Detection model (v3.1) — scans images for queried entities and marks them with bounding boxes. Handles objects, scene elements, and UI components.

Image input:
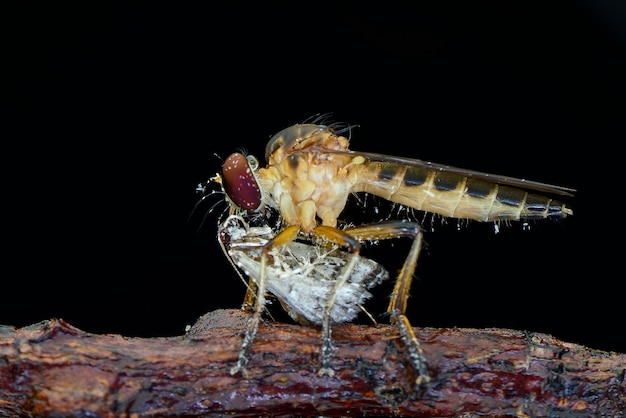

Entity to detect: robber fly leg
[229,255,266,378]
[389,225,430,387]
[230,225,300,377]
[313,225,362,377]
[242,280,257,312]
[348,221,430,387]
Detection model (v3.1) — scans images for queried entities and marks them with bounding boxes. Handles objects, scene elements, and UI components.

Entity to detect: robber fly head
[192,148,277,235]
[219,152,265,212]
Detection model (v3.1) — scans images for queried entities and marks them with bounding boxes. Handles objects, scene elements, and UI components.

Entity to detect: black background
[8,2,626,354]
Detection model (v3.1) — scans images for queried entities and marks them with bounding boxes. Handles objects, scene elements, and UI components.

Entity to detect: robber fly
[205,117,574,385]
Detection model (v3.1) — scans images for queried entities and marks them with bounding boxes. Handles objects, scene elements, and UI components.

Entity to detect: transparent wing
[314,147,576,197]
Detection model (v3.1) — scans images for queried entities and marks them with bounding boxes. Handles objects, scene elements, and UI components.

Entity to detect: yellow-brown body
[257,123,573,231]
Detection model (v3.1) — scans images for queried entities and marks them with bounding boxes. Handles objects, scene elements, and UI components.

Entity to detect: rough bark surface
[0,309,624,417]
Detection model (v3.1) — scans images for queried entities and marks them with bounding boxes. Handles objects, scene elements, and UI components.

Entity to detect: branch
[1,309,624,417]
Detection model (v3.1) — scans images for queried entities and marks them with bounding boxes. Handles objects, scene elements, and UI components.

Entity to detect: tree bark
[1,309,624,417]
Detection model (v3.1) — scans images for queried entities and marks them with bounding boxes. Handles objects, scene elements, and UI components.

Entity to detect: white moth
[220,216,389,326]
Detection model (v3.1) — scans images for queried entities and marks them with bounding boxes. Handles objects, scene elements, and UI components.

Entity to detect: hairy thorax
[258,128,361,232]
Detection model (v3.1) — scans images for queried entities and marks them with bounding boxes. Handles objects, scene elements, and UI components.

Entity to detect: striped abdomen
[354,162,573,222]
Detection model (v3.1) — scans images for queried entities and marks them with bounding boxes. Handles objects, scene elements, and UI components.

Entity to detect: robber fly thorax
[204,118,574,386]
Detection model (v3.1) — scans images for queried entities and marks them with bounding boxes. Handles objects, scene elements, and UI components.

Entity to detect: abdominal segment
[355,162,572,222]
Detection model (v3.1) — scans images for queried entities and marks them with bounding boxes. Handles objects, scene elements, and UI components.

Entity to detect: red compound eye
[222,153,262,210]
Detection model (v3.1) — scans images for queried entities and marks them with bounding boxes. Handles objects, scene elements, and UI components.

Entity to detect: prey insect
[203,119,575,385]
[218,214,390,328]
